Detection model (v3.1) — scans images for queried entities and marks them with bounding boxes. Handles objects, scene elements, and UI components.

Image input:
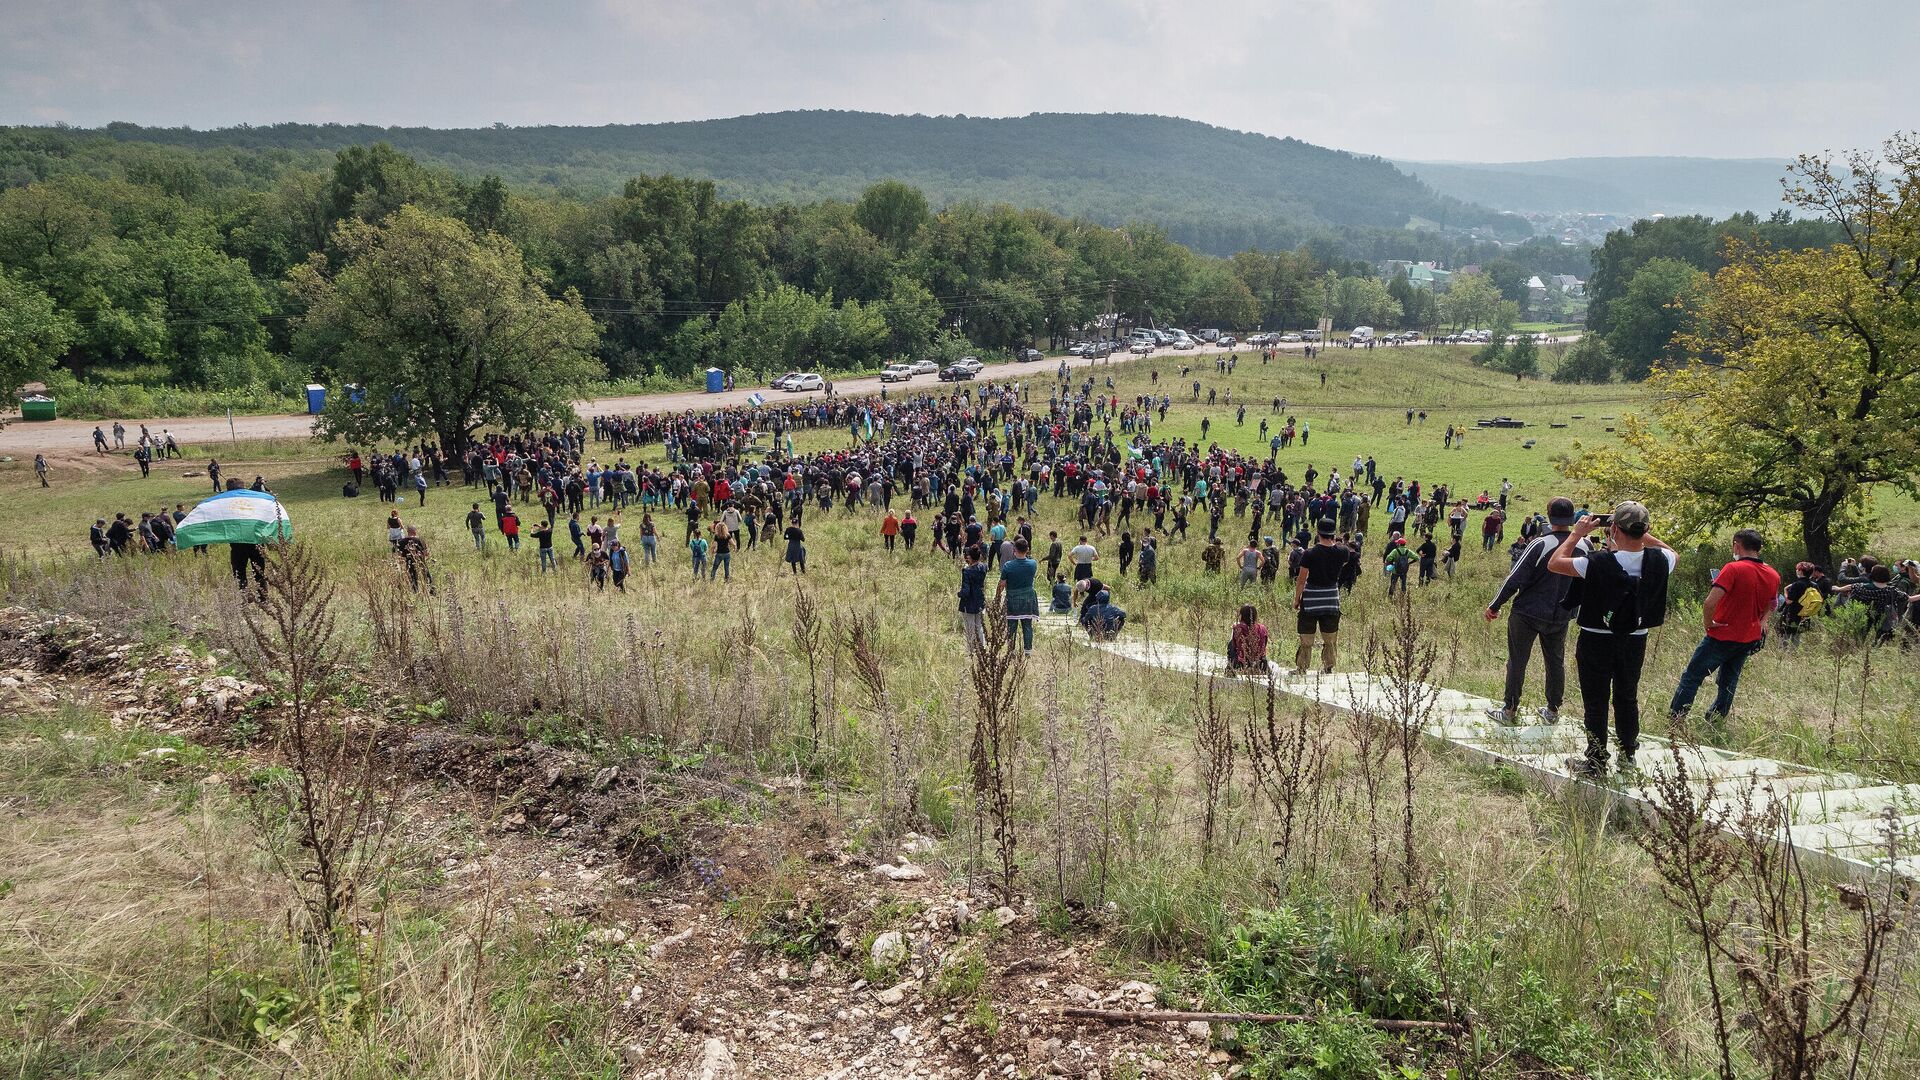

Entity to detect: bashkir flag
[746,392,765,407]
[175,489,293,547]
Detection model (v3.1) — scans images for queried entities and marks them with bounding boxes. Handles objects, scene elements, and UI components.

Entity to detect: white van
[1350,326,1375,344]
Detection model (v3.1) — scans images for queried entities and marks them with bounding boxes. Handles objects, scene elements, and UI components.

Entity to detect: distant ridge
[1394,156,1794,218]
[56,111,1528,255]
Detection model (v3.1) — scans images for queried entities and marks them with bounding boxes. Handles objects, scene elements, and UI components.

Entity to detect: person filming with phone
[1547,502,1676,777]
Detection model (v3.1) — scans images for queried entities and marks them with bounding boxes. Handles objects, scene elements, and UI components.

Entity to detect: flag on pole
[746,392,765,407]
[174,489,293,547]
[862,408,874,441]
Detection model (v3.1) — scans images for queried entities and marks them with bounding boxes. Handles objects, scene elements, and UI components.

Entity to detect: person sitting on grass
[1049,573,1073,614]
[1226,604,1269,673]
[1081,590,1125,641]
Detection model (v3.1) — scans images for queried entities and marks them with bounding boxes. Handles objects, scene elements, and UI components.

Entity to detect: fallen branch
[1062,1006,1463,1034]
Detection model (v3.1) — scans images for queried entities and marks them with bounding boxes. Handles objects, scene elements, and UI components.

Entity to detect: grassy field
[4,344,1919,1078]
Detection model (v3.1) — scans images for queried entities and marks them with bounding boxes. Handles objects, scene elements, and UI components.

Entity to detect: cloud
[0,0,1914,159]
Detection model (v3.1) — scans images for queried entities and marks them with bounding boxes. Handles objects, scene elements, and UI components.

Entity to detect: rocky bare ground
[0,606,1229,1078]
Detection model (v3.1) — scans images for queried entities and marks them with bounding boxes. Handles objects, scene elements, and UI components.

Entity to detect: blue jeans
[710,551,731,581]
[1669,636,1763,720]
[538,548,556,572]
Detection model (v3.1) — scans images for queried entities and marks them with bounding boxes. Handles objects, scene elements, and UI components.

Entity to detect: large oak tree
[293,206,601,457]
[1562,136,1920,567]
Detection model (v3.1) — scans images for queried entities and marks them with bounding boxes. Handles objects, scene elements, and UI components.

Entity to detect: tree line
[0,138,1587,404]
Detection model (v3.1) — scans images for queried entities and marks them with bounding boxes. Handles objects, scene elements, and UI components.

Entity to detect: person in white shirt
[1068,536,1098,586]
[1548,501,1677,777]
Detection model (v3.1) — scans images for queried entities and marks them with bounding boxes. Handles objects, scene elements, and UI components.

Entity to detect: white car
[1129,342,1154,355]
[880,363,915,382]
[952,356,984,375]
[909,358,940,375]
[784,372,825,392]
[1280,332,1302,343]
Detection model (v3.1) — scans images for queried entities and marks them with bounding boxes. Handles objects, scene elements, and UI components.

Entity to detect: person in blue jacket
[958,544,988,651]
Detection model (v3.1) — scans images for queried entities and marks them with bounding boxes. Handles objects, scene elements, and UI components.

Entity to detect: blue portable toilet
[704,367,726,393]
[305,384,327,414]
[345,383,366,404]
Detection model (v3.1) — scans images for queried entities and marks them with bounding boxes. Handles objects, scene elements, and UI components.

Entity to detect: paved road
[0,338,1532,456]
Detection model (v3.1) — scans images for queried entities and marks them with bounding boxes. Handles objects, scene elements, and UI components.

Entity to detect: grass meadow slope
[3,344,1918,1078]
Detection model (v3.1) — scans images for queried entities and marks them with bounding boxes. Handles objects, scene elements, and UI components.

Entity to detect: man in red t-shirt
[1669,528,1781,725]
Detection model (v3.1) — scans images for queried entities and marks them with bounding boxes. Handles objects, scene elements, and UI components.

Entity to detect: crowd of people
[67,360,1920,786]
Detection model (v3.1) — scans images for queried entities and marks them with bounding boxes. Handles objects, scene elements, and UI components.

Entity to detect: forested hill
[1395,156,1795,218]
[40,111,1527,255]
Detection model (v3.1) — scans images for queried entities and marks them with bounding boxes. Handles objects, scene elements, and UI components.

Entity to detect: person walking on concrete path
[1485,497,1584,725]
[1668,529,1779,728]
[1549,501,1676,777]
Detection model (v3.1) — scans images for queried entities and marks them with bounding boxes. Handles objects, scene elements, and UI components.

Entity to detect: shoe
[1616,753,1641,777]
[1567,755,1607,779]
[1485,706,1515,725]
[1537,707,1559,725]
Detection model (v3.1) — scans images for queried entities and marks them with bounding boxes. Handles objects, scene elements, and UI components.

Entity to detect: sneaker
[1485,706,1515,725]
[1616,753,1641,777]
[1536,707,1560,725]
[1567,755,1607,779]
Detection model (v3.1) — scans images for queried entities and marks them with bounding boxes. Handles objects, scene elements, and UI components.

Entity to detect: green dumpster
[20,396,56,421]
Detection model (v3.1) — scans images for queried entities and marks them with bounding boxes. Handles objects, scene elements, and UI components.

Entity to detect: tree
[1440,271,1501,331]
[1605,257,1706,380]
[293,207,602,457]
[1562,136,1920,568]
[1551,335,1615,383]
[1494,333,1539,379]
[854,180,930,251]
[0,269,75,400]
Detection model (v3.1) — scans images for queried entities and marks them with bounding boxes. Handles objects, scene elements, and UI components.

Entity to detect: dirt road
[0,338,1513,456]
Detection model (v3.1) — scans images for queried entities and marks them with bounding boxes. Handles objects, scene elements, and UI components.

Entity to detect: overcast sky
[5,0,1914,161]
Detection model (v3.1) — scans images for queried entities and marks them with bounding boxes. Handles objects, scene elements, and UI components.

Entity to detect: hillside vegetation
[8,112,1529,256]
[1398,156,1794,217]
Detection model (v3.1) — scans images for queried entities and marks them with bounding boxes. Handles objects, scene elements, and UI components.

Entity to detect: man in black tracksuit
[1484,497,1585,725]
[1548,501,1676,777]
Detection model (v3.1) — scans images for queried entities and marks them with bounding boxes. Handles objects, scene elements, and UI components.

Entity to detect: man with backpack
[1668,529,1780,728]
[1484,497,1585,725]
[1548,501,1676,777]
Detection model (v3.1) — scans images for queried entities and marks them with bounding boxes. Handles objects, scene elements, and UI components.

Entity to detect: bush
[1552,336,1616,383]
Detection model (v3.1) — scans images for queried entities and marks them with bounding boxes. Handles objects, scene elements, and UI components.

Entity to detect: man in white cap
[1548,501,1676,777]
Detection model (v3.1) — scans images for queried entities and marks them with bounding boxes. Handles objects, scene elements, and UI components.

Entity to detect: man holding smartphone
[1484,497,1585,725]
[1548,502,1676,777]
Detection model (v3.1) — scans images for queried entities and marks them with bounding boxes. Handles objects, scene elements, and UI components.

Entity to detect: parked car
[880,363,915,382]
[771,371,802,390]
[938,363,978,382]
[1217,335,1237,348]
[907,358,940,375]
[784,372,825,392]
[1014,347,1043,362]
[1351,325,1375,344]
[953,356,984,374]
[1301,330,1321,341]
[1280,332,1302,343]
[1129,342,1154,355]
[1067,343,1089,356]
